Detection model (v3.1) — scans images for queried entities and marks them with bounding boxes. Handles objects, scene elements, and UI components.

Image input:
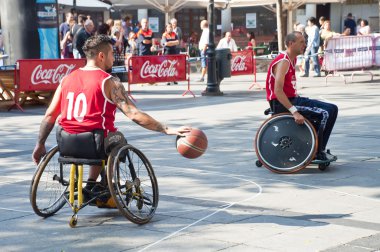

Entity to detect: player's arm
[273,60,304,124]
[105,77,190,135]
[32,84,62,164]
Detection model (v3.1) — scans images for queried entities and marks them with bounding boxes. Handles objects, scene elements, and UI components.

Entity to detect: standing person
[59,12,74,58]
[32,35,191,198]
[71,14,87,58]
[60,19,76,59]
[217,31,238,52]
[161,23,179,85]
[122,16,133,40]
[266,31,338,161]
[197,20,209,82]
[357,19,371,35]
[344,13,356,35]
[300,17,321,77]
[170,18,182,54]
[136,18,154,56]
[74,19,94,59]
[245,32,256,50]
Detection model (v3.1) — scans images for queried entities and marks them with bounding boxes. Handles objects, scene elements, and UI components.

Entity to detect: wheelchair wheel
[255,114,318,174]
[107,144,158,225]
[30,146,69,217]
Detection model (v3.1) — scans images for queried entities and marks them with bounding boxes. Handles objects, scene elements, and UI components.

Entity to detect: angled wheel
[107,144,159,225]
[255,114,318,174]
[30,146,70,217]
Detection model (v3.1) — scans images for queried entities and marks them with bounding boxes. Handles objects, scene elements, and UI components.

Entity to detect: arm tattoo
[38,120,55,145]
[110,77,133,116]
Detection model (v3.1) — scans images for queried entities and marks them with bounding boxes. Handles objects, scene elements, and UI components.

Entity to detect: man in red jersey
[32,35,190,187]
[266,31,338,160]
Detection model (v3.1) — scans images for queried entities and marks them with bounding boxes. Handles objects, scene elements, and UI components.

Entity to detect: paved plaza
[0,71,380,252]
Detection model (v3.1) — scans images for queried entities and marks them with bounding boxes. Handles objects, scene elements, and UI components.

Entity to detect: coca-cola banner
[16,59,86,91]
[231,50,254,76]
[128,55,187,84]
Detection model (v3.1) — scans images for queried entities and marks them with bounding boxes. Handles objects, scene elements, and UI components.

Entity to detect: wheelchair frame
[29,142,159,227]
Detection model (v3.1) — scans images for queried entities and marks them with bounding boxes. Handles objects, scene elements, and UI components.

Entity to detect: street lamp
[202,0,223,96]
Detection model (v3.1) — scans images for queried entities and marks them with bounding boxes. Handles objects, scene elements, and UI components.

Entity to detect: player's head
[285,31,305,56]
[83,35,114,71]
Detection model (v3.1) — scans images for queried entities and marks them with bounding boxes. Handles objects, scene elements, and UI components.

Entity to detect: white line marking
[138,169,263,252]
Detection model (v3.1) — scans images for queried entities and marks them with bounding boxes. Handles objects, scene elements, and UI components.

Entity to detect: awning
[58,0,111,9]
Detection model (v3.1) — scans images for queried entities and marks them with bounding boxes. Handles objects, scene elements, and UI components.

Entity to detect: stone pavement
[0,70,380,252]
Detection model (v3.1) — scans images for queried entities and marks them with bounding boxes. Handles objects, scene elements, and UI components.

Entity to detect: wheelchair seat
[58,156,104,166]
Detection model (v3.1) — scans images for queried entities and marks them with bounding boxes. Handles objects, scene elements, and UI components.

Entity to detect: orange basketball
[176,128,208,159]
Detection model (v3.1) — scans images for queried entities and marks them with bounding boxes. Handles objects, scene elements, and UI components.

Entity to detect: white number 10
[66,92,87,122]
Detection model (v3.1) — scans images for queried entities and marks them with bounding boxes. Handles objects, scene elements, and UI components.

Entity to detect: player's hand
[165,126,192,136]
[293,112,305,125]
[32,144,46,165]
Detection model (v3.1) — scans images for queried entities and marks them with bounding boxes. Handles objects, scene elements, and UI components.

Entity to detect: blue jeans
[305,46,320,75]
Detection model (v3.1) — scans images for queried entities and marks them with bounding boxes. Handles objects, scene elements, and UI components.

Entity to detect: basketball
[176,128,208,159]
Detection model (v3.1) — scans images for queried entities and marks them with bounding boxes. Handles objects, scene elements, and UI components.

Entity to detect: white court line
[0,207,34,214]
[138,169,263,252]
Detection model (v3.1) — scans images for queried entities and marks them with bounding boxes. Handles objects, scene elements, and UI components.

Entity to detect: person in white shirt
[198,20,209,82]
[217,32,238,52]
[358,19,371,35]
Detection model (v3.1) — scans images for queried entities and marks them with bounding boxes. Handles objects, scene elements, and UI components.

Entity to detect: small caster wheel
[69,215,78,228]
[256,160,263,167]
[318,163,328,171]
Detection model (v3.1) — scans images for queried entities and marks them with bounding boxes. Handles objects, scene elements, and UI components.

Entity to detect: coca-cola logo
[31,64,76,85]
[140,60,178,78]
[231,55,248,72]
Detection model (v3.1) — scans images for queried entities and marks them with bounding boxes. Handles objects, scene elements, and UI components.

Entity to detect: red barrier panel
[11,59,85,111]
[231,50,263,90]
[231,50,254,76]
[127,54,193,101]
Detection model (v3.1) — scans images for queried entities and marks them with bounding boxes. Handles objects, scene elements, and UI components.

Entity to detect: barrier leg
[7,90,24,112]
[182,63,195,97]
[248,56,264,90]
[351,69,373,82]
[325,71,346,86]
[127,83,137,102]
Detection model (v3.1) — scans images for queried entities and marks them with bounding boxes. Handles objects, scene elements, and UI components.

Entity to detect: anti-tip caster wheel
[256,160,263,167]
[318,163,329,171]
[69,215,78,228]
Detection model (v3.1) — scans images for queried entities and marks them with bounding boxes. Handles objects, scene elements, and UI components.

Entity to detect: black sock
[84,179,96,190]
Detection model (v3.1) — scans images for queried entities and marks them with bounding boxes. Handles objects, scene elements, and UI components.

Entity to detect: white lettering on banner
[231,55,247,71]
[140,60,178,78]
[31,64,76,85]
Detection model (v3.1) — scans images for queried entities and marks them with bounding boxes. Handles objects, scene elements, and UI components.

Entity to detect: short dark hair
[82,35,113,59]
[308,17,317,25]
[285,31,302,47]
[78,14,87,24]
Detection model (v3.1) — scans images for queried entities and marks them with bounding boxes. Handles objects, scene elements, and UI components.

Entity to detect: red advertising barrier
[231,50,254,76]
[230,50,263,90]
[11,59,85,111]
[127,54,193,101]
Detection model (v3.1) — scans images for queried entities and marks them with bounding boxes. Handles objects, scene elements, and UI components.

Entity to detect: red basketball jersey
[266,52,298,101]
[58,68,117,135]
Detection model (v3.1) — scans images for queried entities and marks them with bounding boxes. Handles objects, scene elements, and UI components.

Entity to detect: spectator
[136,18,154,56]
[356,18,362,36]
[97,23,111,36]
[245,31,256,50]
[74,19,94,58]
[170,18,182,53]
[60,18,76,58]
[358,19,371,35]
[122,16,133,40]
[300,17,321,77]
[320,20,338,50]
[125,31,137,58]
[59,12,74,58]
[187,31,199,57]
[217,32,238,52]
[106,19,114,34]
[111,27,127,82]
[197,20,209,82]
[71,14,87,58]
[161,23,179,85]
[344,13,356,35]
[319,16,326,32]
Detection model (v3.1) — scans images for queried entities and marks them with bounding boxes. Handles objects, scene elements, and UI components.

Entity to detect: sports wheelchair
[29,131,159,227]
[254,108,336,174]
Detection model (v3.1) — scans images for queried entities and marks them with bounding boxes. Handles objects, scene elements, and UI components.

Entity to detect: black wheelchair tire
[255,113,318,174]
